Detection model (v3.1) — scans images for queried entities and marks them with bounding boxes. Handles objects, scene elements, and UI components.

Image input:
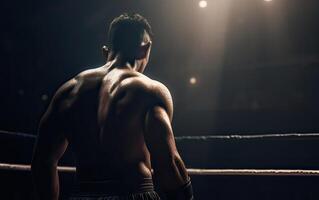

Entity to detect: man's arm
[144,85,194,199]
[31,80,75,200]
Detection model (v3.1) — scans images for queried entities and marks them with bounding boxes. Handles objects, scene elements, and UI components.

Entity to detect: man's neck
[106,54,144,73]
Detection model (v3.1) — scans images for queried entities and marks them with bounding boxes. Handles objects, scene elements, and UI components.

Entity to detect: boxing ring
[1,163,319,176]
[1,130,319,199]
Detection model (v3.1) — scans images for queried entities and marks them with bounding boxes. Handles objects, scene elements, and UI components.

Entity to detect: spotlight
[189,77,197,85]
[199,0,207,8]
[264,0,272,2]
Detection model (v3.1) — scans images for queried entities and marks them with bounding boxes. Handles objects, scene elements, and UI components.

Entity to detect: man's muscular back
[56,66,173,182]
[32,13,192,200]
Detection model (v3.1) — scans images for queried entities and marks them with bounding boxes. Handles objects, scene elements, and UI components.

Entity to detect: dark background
[1,0,319,135]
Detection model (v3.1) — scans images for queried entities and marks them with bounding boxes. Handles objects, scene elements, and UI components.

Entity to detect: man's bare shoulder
[119,73,168,93]
[119,73,173,120]
[50,67,104,108]
[76,67,107,81]
[49,78,78,112]
[149,79,173,120]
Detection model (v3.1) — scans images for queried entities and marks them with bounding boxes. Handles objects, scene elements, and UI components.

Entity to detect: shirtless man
[31,13,193,200]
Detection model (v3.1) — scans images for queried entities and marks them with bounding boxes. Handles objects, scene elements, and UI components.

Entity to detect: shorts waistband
[72,178,155,196]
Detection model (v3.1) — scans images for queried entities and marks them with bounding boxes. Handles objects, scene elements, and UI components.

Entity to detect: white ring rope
[1,163,319,176]
[2,130,319,140]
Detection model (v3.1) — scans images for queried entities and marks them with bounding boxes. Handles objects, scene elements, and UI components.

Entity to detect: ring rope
[175,133,319,140]
[1,163,319,176]
[2,130,319,140]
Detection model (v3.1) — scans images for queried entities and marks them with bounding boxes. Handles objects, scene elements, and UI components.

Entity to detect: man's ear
[136,41,152,60]
[102,46,109,61]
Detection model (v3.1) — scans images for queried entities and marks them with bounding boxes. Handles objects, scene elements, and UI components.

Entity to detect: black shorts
[69,178,160,200]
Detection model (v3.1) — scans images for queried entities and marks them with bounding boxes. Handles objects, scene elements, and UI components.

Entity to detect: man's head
[107,13,153,70]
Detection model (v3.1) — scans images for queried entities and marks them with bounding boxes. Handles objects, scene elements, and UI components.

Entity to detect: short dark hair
[108,13,153,58]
